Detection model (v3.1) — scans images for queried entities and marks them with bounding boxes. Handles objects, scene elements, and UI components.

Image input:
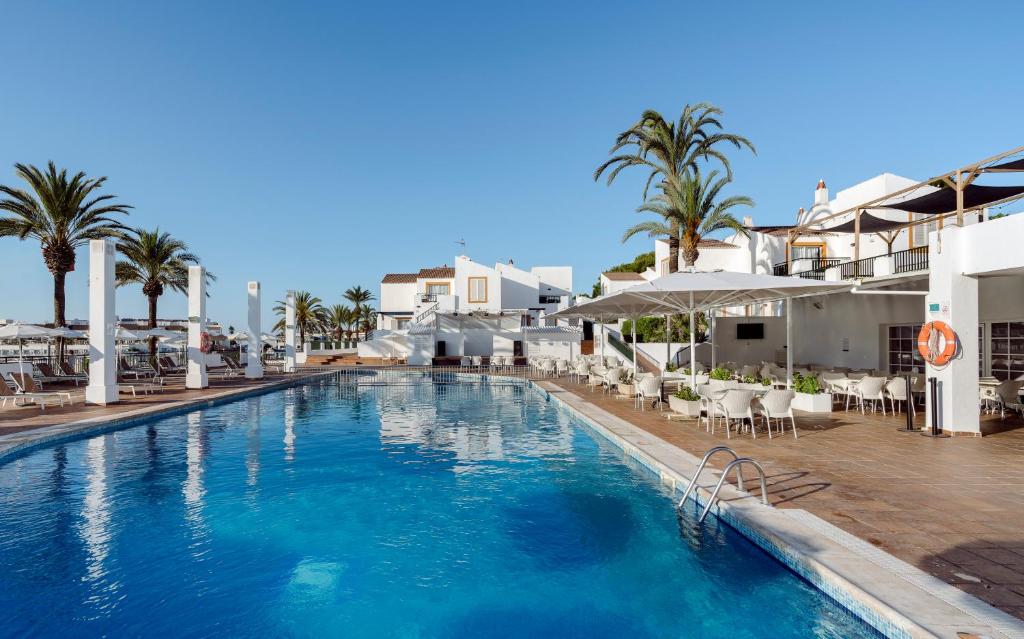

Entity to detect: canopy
[824,211,907,234]
[549,270,850,386]
[880,184,1024,214]
[140,327,182,339]
[227,332,249,341]
[985,158,1024,173]
[114,327,145,341]
[48,327,86,339]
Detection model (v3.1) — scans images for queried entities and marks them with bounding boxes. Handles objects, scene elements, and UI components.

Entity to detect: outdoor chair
[709,389,757,439]
[120,358,156,379]
[33,363,65,386]
[538,359,555,377]
[572,360,589,384]
[603,367,623,394]
[738,364,759,379]
[8,373,71,408]
[847,376,887,414]
[0,378,50,410]
[554,359,569,376]
[994,380,1024,419]
[757,389,797,439]
[58,361,90,383]
[635,375,662,411]
[885,377,916,416]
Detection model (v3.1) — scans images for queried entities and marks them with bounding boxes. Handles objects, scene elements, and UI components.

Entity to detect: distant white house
[363,255,578,363]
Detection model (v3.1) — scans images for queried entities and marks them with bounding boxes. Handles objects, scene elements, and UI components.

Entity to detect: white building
[363,255,578,363]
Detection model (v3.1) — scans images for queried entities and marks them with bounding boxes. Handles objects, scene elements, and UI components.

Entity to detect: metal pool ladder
[677,446,770,524]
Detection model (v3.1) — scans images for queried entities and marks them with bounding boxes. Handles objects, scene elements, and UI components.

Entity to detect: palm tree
[115,227,212,354]
[595,103,754,273]
[343,285,375,340]
[0,162,131,331]
[358,305,376,340]
[273,291,327,347]
[624,170,753,268]
[326,304,356,344]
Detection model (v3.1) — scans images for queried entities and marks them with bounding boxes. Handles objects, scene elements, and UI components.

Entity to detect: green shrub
[674,386,701,401]
[760,377,773,387]
[792,372,824,394]
[666,363,678,372]
[741,374,757,384]
[710,367,732,381]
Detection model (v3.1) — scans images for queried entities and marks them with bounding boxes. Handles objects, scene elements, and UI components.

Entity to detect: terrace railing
[772,262,789,277]
[793,258,842,280]
[893,246,929,274]
[837,257,875,280]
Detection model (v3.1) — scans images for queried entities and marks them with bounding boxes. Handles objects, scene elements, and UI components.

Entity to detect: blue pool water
[0,373,881,638]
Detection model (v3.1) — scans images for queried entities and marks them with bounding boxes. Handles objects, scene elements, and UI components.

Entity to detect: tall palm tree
[326,304,356,343]
[273,291,327,347]
[595,103,754,273]
[343,285,375,340]
[115,227,213,354]
[624,171,753,268]
[0,162,131,330]
[358,305,376,340]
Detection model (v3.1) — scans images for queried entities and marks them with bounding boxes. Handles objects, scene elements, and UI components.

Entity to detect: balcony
[893,246,929,274]
[791,258,842,280]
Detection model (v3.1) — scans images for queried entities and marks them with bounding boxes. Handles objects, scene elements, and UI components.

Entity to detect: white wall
[706,317,788,366]
[531,266,573,296]
[455,255,501,311]
[525,337,576,360]
[496,262,539,310]
[358,331,411,357]
[380,282,416,313]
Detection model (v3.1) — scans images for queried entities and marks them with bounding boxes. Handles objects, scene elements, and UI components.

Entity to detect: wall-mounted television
[736,322,765,340]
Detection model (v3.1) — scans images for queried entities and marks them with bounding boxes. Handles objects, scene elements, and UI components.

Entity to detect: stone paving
[552,377,1024,621]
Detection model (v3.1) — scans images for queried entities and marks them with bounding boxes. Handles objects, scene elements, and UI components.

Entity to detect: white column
[600,323,606,360]
[688,291,696,388]
[710,310,717,370]
[284,290,296,373]
[927,230,980,434]
[186,265,208,389]
[86,239,118,405]
[246,281,263,379]
[786,297,793,388]
[664,313,671,371]
[630,317,637,375]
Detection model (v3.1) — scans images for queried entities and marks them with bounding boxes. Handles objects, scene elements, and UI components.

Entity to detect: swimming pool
[0,372,881,637]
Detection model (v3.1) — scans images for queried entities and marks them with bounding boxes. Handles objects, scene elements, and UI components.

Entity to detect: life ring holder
[200,331,213,354]
[917,321,957,368]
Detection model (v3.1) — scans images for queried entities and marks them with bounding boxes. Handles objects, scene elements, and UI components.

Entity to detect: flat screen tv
[736,322,764,340]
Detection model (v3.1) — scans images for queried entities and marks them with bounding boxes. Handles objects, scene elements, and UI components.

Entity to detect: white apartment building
[364,255,577,363]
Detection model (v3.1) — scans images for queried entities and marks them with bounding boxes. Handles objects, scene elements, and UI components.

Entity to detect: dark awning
[824,212,907,234]
[880,184,1024,214]
[985,158,1024,173]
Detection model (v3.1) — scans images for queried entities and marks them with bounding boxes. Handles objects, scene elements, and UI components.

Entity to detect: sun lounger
[32,363,66,386]
[119,358,157,379]
[58,361,90,385]
[3,374,69,410]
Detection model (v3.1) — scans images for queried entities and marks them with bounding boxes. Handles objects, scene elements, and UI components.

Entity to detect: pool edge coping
[532,380,1024,639]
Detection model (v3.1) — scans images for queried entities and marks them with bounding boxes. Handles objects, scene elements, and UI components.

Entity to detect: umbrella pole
[710,310,716,370]
[600,323,606,360]
[664,313,670,372]
[630,317,637,376]
[689,291,696,389]
[786,297,793,388]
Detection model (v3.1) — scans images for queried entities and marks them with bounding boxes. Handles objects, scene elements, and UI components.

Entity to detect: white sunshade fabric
[0,322,58,340]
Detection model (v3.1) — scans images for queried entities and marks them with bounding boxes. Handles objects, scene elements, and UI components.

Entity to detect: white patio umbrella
[0,322,58,374]
[227,332,248,362]
[550,270,850,388]
[49,326,86,339]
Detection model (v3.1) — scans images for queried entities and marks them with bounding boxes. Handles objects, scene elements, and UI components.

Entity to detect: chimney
[742,216,754,227]
[814,179,829,207]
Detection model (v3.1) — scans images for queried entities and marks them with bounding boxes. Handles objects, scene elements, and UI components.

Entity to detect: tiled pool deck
[546,377,1024,637]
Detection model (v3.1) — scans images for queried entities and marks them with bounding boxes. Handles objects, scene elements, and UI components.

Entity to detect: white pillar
[664,313,671,371]
[284,290,296,373]
[630,317,637,375]
[86,239,118,405]
[600,323,606,360]
[246,281,263,379]
[786,297,793,388]
[688,290,696,388]
[186,265,208,389]
[927,230,980,434]
[710,310,717,370]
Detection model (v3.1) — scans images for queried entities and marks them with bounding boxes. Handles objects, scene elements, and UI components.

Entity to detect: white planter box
[668,396,702,417]
[792,392,833,413]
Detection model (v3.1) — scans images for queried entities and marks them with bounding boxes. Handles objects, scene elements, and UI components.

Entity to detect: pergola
[786,146,1024,268]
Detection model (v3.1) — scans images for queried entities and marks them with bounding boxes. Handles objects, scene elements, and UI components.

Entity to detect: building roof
[601,271,645,281]
[381,273,417,284]
[522,325,583,337]
[697,238,737,249]
[747,225,835,237]
[417,267,455,279]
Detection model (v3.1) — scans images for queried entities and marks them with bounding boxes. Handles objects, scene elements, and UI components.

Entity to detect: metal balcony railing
[838,257,875,279]
[792,258,842,280]
[893,246,929,274]
[772,262,789,276]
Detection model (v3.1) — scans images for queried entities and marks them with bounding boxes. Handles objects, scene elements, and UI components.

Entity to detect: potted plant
[709,367,732,381]
[791,373,833,412]
[668,385,702,418]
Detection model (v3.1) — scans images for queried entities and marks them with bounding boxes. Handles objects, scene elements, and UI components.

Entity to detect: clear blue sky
[1,1,1021,331]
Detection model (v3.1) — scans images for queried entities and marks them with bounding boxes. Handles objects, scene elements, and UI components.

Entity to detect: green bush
[741,374,757,384]
[760,377,773,387]
[674,386,701,401]
[792,372,824,394]
[710,367,732,381]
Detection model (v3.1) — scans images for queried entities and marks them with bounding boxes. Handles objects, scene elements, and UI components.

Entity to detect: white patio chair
[885,377,915,416]
[538,359,555,378]
[554,359,569,376]
[572,360,590,383]
[757,389,797,439]
[635,375,662,411]
[994,380,1024,419]
[604,356,618,368]
[847,376,887,414]
[603,367,623,394]
[709,389,757,439]
[738,364,759,379]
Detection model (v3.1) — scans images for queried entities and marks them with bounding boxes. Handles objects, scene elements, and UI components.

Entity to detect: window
[888,324,924,374]
[790,243,825,260]
[912,214,937,248]
[660,257,669,276]
[467,277,487,303]
[422,281,450,301]
[990,321,1024,381]
[396,318,411,330]
[539,295,561,305]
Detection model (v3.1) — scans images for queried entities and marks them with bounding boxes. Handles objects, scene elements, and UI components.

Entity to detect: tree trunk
[681,239,700,268]
[668,235,680,274]
[148,294,159,358]
[53,270,67,362]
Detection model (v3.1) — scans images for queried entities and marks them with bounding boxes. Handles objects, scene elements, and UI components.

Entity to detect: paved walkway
[552,378,1024,621]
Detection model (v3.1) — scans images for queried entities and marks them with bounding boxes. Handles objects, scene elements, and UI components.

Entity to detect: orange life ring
[917,321,957,366]
[200,332,212,354]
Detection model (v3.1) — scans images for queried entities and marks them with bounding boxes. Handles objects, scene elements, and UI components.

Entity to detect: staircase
[304,353,384,366]
[606,332,660,373]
